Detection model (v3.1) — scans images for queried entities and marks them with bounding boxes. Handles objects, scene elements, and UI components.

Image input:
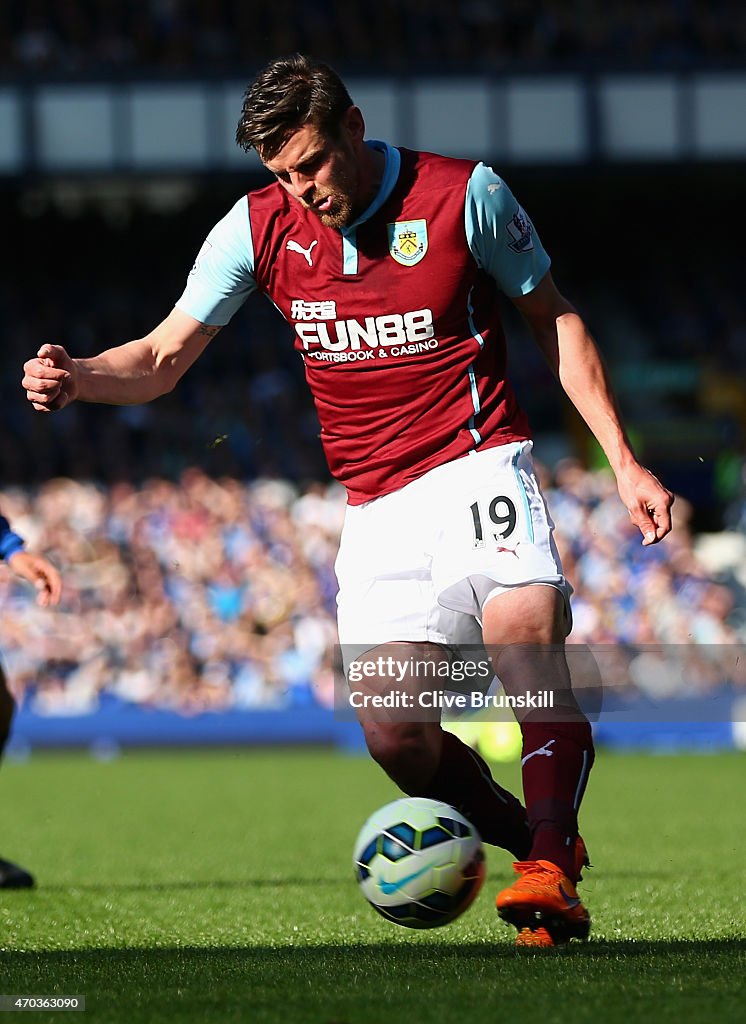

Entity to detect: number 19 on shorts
[470,495,518,548]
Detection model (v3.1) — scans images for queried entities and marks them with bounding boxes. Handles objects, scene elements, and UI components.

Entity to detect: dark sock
[520,717,595,880]
[413,730,531,858]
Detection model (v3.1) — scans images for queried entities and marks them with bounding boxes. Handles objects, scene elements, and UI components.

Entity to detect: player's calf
[362,719,442,793]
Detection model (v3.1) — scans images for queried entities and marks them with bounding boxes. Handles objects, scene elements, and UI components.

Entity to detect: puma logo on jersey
[286,239,318,267]
[487,182,502,194]
[521,739,555,766]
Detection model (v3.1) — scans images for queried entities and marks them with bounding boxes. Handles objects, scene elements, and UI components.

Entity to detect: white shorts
[335,442,572,664]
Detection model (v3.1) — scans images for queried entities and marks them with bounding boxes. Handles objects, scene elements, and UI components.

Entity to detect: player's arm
[0,515,61,606]
[511,271,674,545]
[22,309,220,412]
[23,195,255,413]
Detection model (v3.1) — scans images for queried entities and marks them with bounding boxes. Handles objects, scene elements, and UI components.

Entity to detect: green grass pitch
[1,746,744,1023]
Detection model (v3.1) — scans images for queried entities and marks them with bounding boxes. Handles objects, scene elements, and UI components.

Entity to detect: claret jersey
[177,142,550,504]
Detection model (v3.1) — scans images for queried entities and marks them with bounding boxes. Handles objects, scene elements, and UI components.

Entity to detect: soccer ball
[353,797,485,928]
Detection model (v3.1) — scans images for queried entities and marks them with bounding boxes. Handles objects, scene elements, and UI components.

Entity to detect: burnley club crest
[387,219,428,267]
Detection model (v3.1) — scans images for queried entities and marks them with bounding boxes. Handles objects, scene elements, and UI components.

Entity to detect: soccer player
[0,511,62,887]
[21,55,673,945]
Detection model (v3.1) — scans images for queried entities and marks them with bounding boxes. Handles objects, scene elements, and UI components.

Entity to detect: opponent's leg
[355,642,531,858]
[483,586,593,945]
[0,668,34,888]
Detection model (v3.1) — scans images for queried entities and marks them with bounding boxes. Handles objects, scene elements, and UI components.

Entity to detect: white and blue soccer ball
[353,797,485,928]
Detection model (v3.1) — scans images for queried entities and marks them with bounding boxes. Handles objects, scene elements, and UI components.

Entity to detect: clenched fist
[22,344,78,412]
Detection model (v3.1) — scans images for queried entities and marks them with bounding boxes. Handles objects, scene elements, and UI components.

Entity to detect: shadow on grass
[3,940,745,1024]
[3,936,745,965]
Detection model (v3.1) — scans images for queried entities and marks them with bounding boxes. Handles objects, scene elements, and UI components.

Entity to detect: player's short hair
[236,54,354,160]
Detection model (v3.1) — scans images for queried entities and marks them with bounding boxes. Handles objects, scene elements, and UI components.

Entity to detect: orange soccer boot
[496,858,591,948]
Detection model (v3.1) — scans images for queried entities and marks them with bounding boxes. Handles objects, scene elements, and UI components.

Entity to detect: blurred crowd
[546,459,746,701]
[1,472,342,716]
[1,461,744,718]
[2,0,745,75]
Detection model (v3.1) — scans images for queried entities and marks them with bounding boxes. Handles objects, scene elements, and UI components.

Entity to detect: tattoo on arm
[196,325,222,339]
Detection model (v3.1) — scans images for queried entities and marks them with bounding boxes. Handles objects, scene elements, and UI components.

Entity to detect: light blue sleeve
[175,196,257,326]
[465,163,551,297]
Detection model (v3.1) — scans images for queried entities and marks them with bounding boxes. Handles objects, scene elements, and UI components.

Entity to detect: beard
[313,195,354,230]
[306,157,359,230]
